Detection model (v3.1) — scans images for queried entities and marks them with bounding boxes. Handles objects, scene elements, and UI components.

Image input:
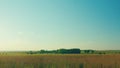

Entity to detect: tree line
[27,48,81,54]
[27,48,99,54]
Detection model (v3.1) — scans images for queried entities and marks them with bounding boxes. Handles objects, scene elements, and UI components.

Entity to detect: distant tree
[27,51,33,54]
[98,52,103,54]
[84,50,90,54]
[68,48,81,54]
[57,48,80,54]
[57,49,67,54]
[84,50,94,54]
[40,50,46,54]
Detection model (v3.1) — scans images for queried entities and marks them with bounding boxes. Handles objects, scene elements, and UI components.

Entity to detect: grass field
[0,54,120,68]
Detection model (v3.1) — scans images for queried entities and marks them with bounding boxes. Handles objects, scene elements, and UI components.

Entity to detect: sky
[0,0,120,51]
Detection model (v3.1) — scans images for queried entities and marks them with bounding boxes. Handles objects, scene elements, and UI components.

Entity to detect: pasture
[0,54,119,68]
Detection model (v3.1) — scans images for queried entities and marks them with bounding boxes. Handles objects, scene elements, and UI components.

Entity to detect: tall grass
[0,54,119,68]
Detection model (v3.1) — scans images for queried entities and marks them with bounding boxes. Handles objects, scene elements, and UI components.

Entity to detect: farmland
[0,54,120,68]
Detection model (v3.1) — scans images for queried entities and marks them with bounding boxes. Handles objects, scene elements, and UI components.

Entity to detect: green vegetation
[27,48,81,54]
[26,48,120,55]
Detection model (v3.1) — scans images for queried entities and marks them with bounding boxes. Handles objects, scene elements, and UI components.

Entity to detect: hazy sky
[0,0,120,51]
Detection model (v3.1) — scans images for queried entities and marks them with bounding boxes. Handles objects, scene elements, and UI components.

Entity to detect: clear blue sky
[0,0,120,51]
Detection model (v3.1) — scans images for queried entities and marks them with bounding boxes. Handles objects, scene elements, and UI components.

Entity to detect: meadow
[0,54,120,68]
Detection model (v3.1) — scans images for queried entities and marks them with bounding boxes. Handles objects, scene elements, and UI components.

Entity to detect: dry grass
[0,54,120,68]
